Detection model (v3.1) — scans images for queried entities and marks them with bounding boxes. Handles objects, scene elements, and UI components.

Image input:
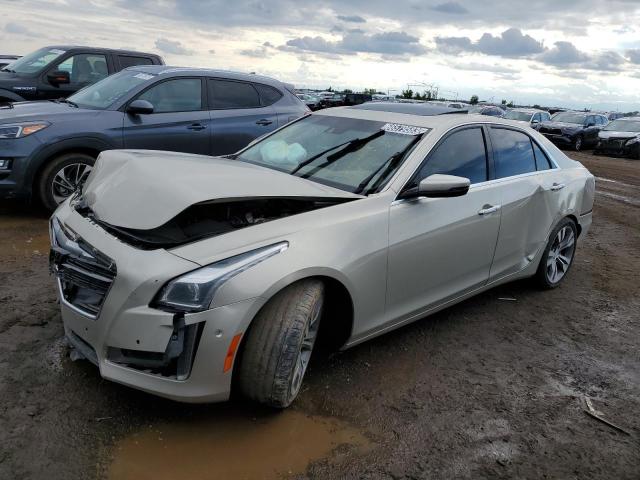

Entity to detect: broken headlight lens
[0,121,50,139]
[154,242,289,312]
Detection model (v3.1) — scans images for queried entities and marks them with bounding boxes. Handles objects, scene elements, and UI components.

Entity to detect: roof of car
[509,108,545,114]
[44,45,161,57]
[127,66,285,87]
[349,101,464,116]
[610,116,640,121]
[317,107,527,130]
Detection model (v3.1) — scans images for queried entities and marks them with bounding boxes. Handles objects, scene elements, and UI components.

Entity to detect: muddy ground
[1,151,638,480]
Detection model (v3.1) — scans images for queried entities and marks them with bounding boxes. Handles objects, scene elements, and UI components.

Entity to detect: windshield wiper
[291,130,385,177]
[1,68,15,73]
[55,98,79,108]
[353,134,424,195]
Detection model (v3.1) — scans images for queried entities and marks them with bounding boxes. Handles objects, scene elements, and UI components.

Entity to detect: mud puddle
[108,408,370,480]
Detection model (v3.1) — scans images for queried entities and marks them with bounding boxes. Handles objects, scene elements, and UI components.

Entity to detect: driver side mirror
[126,99,154,115]
[531,119,540,124]
[47,70,70,86]
[398,174,471,200]
[585,121,595,127]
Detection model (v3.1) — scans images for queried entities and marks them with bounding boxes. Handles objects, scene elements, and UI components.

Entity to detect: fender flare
[0,88,25,102]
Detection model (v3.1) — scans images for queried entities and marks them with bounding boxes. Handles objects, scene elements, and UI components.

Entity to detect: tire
[38,153,95,211]
[573,136,583,152]
[535,218,578,289]
[237,279,325,408]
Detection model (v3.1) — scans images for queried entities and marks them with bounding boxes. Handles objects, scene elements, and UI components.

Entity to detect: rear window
[209,79,261,109]
[119,55,154,68]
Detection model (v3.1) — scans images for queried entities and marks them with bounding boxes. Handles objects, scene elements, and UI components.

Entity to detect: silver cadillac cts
[50,109,595,407]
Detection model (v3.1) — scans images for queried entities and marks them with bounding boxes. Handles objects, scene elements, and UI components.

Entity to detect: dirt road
[1,151,638,480]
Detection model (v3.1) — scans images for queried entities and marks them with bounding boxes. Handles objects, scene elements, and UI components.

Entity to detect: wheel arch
[232,271,355,372]
[27,137,114,197]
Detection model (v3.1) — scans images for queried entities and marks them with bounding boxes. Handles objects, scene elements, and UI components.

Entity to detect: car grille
[601,138,626,148]
[50,218,116,318]
[541,127,563,136]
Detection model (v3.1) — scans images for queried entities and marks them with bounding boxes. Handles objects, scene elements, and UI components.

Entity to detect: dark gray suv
[0,67,308,209]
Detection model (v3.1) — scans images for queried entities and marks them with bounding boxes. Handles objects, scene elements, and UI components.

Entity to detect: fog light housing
[0,159,11,170]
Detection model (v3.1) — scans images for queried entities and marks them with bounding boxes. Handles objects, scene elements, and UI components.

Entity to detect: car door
[486,127,560,281]
[385,126,502,325]
[583,115,600,146]
[40,52,110,99]
[208,78,279,155]
[531,113,542,128]
[122,77,211,155]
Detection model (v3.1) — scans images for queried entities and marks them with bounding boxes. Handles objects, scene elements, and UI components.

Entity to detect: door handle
[478,205,501,215]
[187,123,206,131]
[256,119,273,126]
[550,183,566,191]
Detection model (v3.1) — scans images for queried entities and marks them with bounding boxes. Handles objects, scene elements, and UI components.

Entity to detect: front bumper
[0,134,43,199]
[540,132,576,147]
[52,202,264,403]
[594,139,640,158]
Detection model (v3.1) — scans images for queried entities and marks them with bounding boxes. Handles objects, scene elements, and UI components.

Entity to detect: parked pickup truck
[0,46,163,104]
[0,55,20,69]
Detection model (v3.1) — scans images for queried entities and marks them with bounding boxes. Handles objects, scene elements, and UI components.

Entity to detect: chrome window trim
[389,121,561,201]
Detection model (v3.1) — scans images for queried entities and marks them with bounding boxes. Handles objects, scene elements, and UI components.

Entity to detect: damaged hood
[82,150,361,230]
[598,130,638,140]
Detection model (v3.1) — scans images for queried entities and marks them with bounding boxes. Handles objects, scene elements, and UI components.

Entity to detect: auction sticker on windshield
[381,123,429,136]
[49,49,66,55]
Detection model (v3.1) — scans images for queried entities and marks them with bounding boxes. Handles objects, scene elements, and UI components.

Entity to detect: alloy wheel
[51,162,93,205]
[546,225,576,284]
[290,298,322,398]
[574,137,582,151]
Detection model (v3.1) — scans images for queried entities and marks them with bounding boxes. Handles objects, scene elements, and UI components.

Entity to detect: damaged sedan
[50,110,595,407]
[594,117,640,159]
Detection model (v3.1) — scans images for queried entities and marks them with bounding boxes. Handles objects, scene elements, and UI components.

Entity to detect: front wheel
[237,279,324,408]
[535,218,577,289]
[38,153,95,211]
[573,136,583,151]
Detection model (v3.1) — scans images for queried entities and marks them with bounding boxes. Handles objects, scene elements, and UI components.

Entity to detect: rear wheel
[38,153,95,211]
[237,279,324,408]
[535,218,577,288]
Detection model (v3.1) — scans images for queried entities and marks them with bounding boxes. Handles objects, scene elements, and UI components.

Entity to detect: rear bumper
[578,211,592,239]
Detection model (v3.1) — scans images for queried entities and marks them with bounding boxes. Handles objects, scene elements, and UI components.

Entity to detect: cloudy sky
[2,0,640,110]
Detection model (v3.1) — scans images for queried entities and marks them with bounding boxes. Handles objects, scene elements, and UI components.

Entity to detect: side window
[586,115,596,126]
[413,127,488,185]
[208,79,261,109]
[491,128,537,178]
[254,83,283,106]
[54,54,108,84]
[533,113,541,123]
[118,55,153,68]
[532,141,553,171]
[137,78,202,113]
[542,112,551,122]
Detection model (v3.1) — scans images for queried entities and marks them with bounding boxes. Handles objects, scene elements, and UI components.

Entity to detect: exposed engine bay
[76,196,356,249]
